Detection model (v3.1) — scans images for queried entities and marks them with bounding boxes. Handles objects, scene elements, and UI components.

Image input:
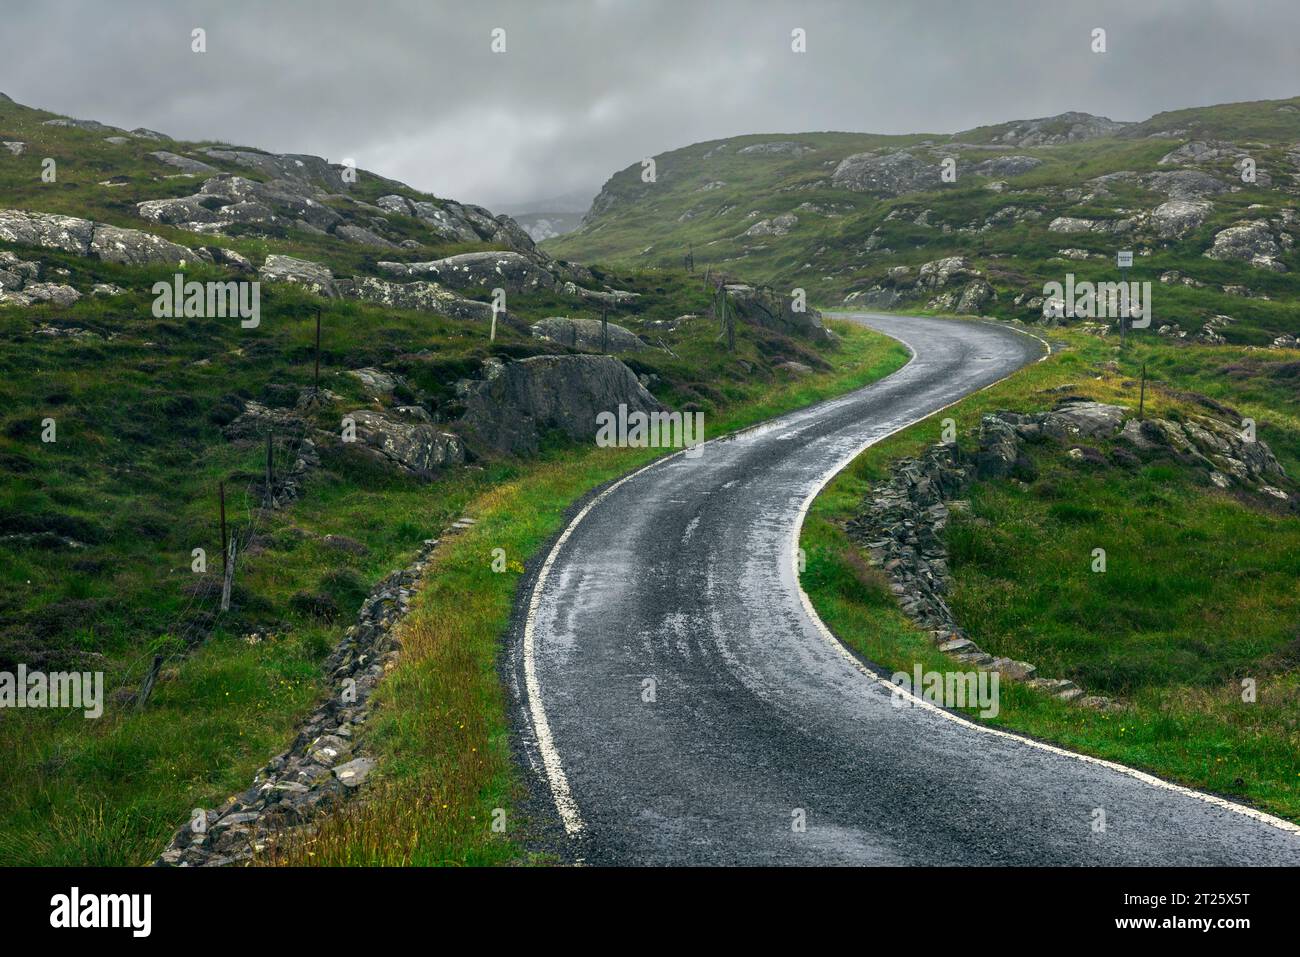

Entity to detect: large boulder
[456,355,665,456]
[344,409,464,474]
[916,256,973,289]
[1204,220,1286,271]
[724,284,832,342]
[259,254,335,295]
[531,316,650,353]
[970,155,1043,178]
[378,251,555,292]
[1046,401,1127,438]
[89,224,198,266]
[138,174,344,234]
[0,208,200,266]
[1143,170,1229,200]
[985,112,1129,147]
[1151,199,1211,239]
[831,151,942,196]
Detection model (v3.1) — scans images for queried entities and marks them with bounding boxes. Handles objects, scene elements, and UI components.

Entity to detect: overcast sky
[3,0,1299,210]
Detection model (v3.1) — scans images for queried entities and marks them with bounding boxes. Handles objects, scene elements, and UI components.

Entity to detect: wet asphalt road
[509,313,1300,865]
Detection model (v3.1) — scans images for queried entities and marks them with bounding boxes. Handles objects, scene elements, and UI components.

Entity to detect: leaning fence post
[136,654,164,712]
[220,538,237,611]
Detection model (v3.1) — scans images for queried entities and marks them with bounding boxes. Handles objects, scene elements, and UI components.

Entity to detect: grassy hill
[0,93,910,864]
[548,96,1300,345]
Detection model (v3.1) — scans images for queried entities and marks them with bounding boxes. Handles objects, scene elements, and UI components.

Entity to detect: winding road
[508,313,1300,866]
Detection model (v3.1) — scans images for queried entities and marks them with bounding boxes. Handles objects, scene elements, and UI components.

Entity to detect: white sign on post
[1117,250,1133,268]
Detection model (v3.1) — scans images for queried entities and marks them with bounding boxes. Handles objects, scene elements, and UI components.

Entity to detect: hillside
[0,92,902,865]
[548,96,1300,347]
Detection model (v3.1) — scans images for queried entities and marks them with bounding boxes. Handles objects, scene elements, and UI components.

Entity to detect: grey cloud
[2,0,1298,209]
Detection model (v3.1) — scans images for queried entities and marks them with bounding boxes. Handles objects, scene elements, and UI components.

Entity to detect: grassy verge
[270,317,908,865]
[800,324,1300,822]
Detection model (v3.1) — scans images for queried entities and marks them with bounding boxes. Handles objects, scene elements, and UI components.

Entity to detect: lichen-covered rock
[970,155,1043,177]
[1204,220,1286,271]
[1151,199,1211,239]
[344,409,464,473]
[832,150,941,195]
[531,316,649,353]
[0,208,201,266]
[258,254,335,295]
[378,250,555,292]
[334,275,490,320]
[456,355,665,456]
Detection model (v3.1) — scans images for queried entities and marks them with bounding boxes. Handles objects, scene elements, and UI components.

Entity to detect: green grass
[547,96,1300,344]
[800,325,1300,822]
[267,317,908,866]
[0,241,906,865]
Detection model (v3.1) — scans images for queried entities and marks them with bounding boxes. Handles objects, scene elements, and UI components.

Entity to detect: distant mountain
[546,98,1300,345]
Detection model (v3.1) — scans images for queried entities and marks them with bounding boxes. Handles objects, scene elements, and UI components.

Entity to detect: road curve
[508,313,1300,865]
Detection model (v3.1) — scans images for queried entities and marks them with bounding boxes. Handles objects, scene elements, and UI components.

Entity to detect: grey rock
[333,223,399,249]
[345,409,465,473]
[378,251,555,292]
[725,283,833,341]
[332,757,375,789]
[259,254,335,295]
[985,111,1129,147]
[1151,199,1211,239]
[1204,220,1286,271]
[346,367,401,396]
[970,155,1043,178]
[832,150,942,196]
[456,355,665,456]
[530,316,649,353]
[334,275,491,321]
[149,150,219,175]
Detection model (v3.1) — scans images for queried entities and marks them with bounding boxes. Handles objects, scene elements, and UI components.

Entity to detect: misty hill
[547,97,1300,346]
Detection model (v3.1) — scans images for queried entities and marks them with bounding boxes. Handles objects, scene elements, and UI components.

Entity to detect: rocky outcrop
[0,208,203,266]
[1151,199,1211,239]
[156,533,454,866]
[725,283,833,341]
[984,111,1130,147]
[970,155,1043,178]
[378,251,555,292]
[743,213,798,237]
[148,150,219,175]
[374,194,539,255]
[344,408,465,474]
[1143,169,1229,200]
[845,433,1113,708]
[334,275,491,321]
[0,251,81,306]
[832,151,942,196]
[1204,220,1287,271]
[1118,413,1286,492]
[258,254,336,295]
[530,316,650,353]
[138,174,345,235]
[845,395,1292,712]
[456,355,664,456]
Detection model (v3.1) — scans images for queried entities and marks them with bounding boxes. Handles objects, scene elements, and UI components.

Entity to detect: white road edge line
[793,319,1300,838]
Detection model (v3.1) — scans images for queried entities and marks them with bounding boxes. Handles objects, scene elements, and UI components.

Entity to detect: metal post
[1139,362,1147,420]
